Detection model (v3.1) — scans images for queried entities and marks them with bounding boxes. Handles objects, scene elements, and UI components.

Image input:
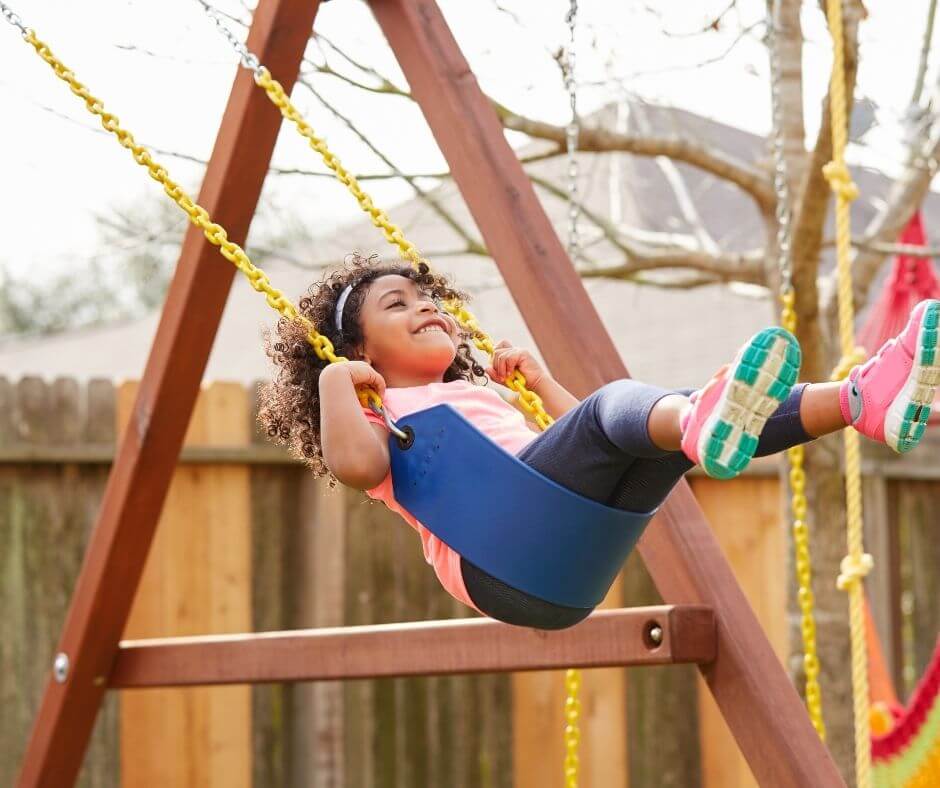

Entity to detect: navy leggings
[460,379,812,629]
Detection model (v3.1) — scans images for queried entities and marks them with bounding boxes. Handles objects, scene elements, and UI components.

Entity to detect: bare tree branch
[530,174,765,284]
[657,1,741,38]
[788,0,864,378]
[580,266,732,289]
[295,66,487,255]
[851,239,940,257]
[910,0,939,110]
[309,38,775,210]
[495,105,775,210]
[845,131,940,308]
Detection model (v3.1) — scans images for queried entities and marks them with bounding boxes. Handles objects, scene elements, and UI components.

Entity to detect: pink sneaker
[841,299,940,453]
[681,327,801,479]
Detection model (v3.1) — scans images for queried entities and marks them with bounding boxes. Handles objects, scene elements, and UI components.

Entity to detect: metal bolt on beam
[53,653,69,684]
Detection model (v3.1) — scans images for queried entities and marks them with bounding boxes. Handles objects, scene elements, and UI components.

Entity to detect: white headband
[334,283,355,333]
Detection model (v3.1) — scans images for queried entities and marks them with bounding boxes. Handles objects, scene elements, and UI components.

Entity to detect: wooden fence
[1,376,937,787]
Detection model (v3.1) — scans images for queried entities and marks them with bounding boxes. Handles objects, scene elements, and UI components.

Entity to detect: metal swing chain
[563,0,581,266]
[195,0,263,77]
[561,4,582,787]
[0,0,27,36]
[767,1,826,741]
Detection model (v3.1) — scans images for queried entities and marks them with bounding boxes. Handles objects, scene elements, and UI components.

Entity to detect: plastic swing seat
[389,404,655,610]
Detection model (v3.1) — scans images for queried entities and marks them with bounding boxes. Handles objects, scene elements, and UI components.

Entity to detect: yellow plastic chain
[779,293,827,739]
[253,46,580,782]
[823,1,873,786]
[563,667,581,787]
[254,51,579,785]
[247,34,577,781]
[13,22,555,433]
[11,8,566,775]
[12,30,390,405]
[253,68,554,431]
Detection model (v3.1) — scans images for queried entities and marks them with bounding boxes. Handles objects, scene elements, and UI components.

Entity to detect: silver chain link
[563,0,581,264]
[768,1,793,295]
[0,1,30,37]
[194,0,265,79]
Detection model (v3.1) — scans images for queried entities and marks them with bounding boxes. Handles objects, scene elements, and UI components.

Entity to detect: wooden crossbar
[109,607,716,688]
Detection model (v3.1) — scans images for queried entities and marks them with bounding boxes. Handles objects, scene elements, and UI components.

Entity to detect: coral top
[363,380,538,610]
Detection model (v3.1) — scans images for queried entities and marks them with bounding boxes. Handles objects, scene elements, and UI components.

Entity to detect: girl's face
[357,275,459,386]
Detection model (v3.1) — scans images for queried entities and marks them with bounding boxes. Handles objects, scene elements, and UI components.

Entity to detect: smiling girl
[259,254,940,629]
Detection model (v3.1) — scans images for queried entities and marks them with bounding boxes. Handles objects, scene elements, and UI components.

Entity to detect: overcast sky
[0,1,936,286]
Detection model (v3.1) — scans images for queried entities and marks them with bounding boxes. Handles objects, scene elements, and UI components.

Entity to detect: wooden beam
[109,607,715,688]
[16,3,323,785]
[0,444,296,466]
[369,2,845,785]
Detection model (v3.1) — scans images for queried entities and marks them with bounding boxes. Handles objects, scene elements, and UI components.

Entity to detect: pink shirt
[363,380,538,611]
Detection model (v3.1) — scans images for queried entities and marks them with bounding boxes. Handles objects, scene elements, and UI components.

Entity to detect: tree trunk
[786,435,857,783]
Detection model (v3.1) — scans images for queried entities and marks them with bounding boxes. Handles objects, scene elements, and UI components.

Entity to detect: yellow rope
[824,2,873,786]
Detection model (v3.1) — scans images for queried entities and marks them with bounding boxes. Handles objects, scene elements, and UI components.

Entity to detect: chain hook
[0,0,30,37]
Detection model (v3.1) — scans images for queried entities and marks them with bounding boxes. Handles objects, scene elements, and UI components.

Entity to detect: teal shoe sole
[700,327,802,479]
[894,301,940,453]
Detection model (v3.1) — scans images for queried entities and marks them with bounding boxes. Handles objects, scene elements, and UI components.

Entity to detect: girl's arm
[529,375,580,420]
[488,340,580,421]
[319,362,391,490]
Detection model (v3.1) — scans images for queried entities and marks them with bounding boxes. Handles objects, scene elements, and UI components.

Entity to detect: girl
[259,254,940,630]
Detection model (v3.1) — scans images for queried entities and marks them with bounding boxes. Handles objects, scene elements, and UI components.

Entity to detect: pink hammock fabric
[858,212,940,425]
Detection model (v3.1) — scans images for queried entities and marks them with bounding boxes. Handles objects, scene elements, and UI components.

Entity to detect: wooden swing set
[8,0,845,785]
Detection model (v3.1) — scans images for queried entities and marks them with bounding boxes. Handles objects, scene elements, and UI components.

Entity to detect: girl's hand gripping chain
[487,340,548,388]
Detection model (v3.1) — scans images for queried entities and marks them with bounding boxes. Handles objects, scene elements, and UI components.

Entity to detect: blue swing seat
[389,404,655,610]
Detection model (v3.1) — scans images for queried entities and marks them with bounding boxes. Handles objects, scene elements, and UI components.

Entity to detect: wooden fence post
[120,382,252,787]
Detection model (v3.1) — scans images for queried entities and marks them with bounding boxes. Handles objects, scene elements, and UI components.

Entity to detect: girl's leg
[606,383,843,513]
[756,297,940,454]
[605,297,940,515]
[515,378,679,503]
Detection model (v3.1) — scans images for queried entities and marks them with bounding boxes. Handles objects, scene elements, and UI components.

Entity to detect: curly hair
[257,253,487,481]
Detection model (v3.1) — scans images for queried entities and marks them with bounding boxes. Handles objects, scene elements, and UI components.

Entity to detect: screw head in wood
[643,622,664,649]
[53,652,70,683]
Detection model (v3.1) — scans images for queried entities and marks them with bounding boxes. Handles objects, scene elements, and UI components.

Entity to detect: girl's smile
[358,275,459,385]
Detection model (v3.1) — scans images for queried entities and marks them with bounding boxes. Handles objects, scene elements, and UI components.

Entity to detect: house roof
[3,103,938,390]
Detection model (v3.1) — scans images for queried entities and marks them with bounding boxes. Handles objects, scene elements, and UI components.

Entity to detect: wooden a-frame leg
[16,2,323,785]
[370,1,844,784]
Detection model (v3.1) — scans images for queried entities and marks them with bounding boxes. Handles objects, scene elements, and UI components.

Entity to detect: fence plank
[622,550,701,788]
[306,478,347,788]
[342,496,514,788]
[690,476,786,788]
[0,378,118,787]
[120,382,252,787]
[893,480,940,693]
